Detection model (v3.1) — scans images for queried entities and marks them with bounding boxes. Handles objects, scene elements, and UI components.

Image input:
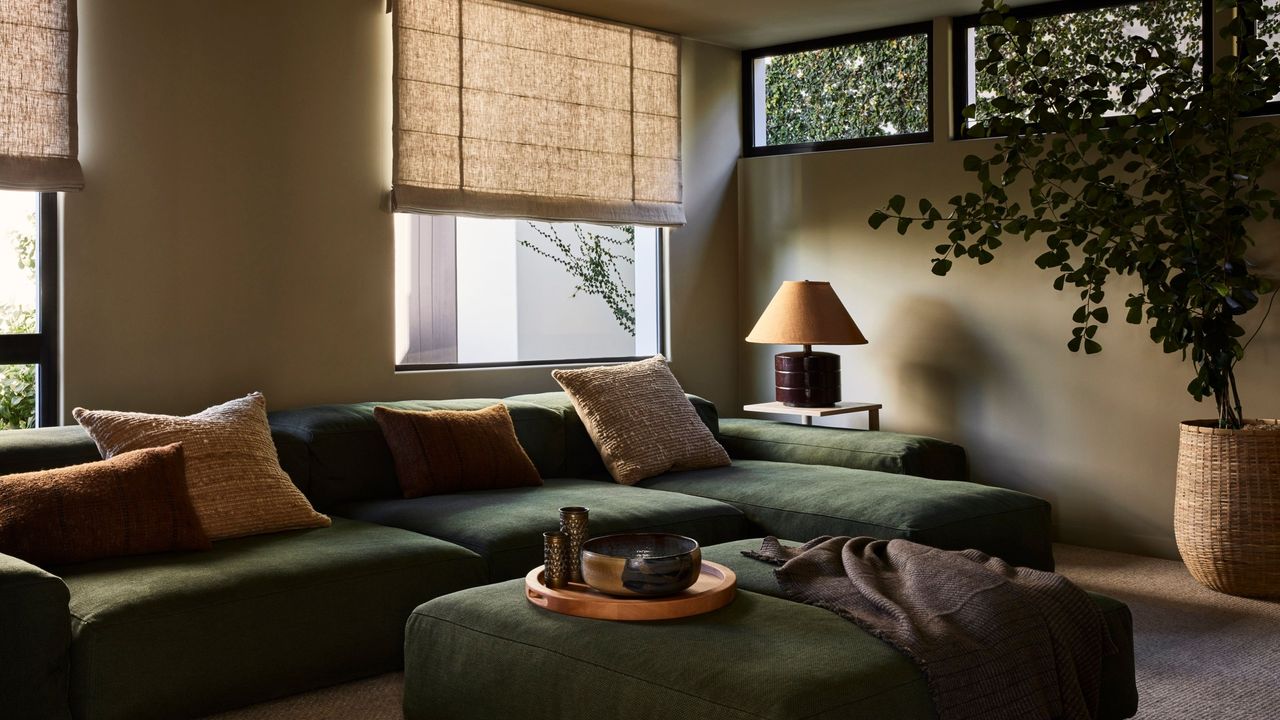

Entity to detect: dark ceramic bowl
[580,533,702,597]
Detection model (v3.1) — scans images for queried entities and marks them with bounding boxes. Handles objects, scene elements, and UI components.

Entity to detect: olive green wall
[61,1,740,417]
[738,19,1280,558]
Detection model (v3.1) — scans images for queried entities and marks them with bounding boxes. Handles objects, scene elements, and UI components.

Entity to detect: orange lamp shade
[746,281,867,346]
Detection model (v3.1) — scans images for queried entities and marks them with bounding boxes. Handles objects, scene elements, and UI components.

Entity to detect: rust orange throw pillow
[0,443,211,566]
[374,403,543,498]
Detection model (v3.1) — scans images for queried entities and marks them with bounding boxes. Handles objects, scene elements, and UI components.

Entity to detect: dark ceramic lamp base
[774,348,840,407]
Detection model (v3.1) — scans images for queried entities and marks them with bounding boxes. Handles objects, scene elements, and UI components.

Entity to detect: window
[394,216,663,369]
[742,23,933,157]
[0,192,57,429]
[953,0,1210,135]
[1244,0,1280,110]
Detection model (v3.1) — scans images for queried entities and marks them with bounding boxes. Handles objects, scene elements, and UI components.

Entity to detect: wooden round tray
[525,561,737,621]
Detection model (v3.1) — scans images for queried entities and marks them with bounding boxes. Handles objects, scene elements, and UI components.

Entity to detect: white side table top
[742,401,882,417]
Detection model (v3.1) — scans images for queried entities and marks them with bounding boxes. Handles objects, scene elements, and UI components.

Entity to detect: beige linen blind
[0,0,82,191]
[392,0,684,226]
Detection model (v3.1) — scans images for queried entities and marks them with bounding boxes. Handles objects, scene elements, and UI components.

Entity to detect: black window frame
[0,192,58,427]
[951,0,1214,139]
[741,22,935,158]
[1241,3,1280,116]
[393,223,667,373]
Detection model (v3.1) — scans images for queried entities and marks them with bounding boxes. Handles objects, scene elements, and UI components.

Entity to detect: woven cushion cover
[74,393,330,540]
[552,356,730,484]
[505,391,720,480]
[336,477,747,581]
[375,403,542,497]
[0,443,210,566]
[56,517,485,720]
[639,459,1054,571]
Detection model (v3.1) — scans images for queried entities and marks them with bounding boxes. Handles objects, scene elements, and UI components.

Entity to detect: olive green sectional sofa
[0,392,1100,720]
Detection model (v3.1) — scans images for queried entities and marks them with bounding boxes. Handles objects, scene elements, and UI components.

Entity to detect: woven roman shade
[391,0,684,226]
[0,0,82,191]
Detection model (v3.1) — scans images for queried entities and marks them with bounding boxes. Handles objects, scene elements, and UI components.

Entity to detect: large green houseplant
[870,0,1280,596]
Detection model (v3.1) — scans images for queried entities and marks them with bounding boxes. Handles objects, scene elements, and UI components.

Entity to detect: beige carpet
[1054,544,1280,719]
[200,674,404,720]
[204,544,1279,720]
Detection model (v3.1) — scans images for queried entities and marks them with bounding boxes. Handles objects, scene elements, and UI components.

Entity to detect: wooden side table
[743,401,882,429]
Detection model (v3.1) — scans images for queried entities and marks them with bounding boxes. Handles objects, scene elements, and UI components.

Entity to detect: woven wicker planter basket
[1175,419,1280,598]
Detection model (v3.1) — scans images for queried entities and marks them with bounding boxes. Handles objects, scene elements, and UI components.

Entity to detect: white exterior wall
[397,216,660,364]
[514,222,636,361]
[455,217,519,363]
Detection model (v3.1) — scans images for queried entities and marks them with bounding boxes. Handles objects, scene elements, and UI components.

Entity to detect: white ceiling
[527,0,1003,48]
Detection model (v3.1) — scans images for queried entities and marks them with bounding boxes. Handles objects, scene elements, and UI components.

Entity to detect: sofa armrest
[718,418,968,481]
[0,553,72,720]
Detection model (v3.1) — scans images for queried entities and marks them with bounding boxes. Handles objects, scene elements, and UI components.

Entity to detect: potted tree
[870,0,1279,596]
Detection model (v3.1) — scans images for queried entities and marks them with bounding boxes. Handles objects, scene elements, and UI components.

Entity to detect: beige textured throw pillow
[73,392,330,541]
[553,356,730,485]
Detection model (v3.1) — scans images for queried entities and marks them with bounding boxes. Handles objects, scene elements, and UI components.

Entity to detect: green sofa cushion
[504,391,721,480]
[638,459,1054,571]
[0,552,72,720]
[269,399,566,508]
[0,425,102,475]
[56,518,485,720]
[718,418,969,481]
[404,580,931,720]
[403,536,1137,720]
[336,478,748,581]
[701,538,1137,720]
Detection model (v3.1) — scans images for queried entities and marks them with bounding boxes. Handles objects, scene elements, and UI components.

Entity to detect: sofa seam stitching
[483,512,746,562]
[662,492,1043,533]
[408,611,775,720]
[66,555,482,626]
[724,435,912,459]
[793,674,933,720]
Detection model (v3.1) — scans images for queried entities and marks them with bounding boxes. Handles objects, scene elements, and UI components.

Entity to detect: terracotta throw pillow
[73,392,330,541]
[552,356,730,485]
[374,403,543,498]
[0,443,211,566]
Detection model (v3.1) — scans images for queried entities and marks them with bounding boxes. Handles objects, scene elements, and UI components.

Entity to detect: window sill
[394,355,662,373]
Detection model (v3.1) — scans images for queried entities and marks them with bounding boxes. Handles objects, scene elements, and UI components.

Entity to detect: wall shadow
[876,295,990,443]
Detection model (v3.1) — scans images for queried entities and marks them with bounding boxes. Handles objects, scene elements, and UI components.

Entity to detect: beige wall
[62,2,740,417]
[668,40,741,410]
[738,21,1280,559]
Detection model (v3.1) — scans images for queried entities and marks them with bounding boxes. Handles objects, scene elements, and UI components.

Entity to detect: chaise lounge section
[511,392,1052,570]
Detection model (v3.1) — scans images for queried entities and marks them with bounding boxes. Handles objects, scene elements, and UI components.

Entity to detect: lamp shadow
[877,296,990,442]
[875,295,1045,487]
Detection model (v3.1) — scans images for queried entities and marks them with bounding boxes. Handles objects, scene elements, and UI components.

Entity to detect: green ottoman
[403,539,1138,720]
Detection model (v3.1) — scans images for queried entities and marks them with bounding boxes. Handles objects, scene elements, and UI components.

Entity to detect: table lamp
[745,280,867,407]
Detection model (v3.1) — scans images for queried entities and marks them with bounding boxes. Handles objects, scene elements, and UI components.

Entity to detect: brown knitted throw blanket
[745,536,1115,720]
